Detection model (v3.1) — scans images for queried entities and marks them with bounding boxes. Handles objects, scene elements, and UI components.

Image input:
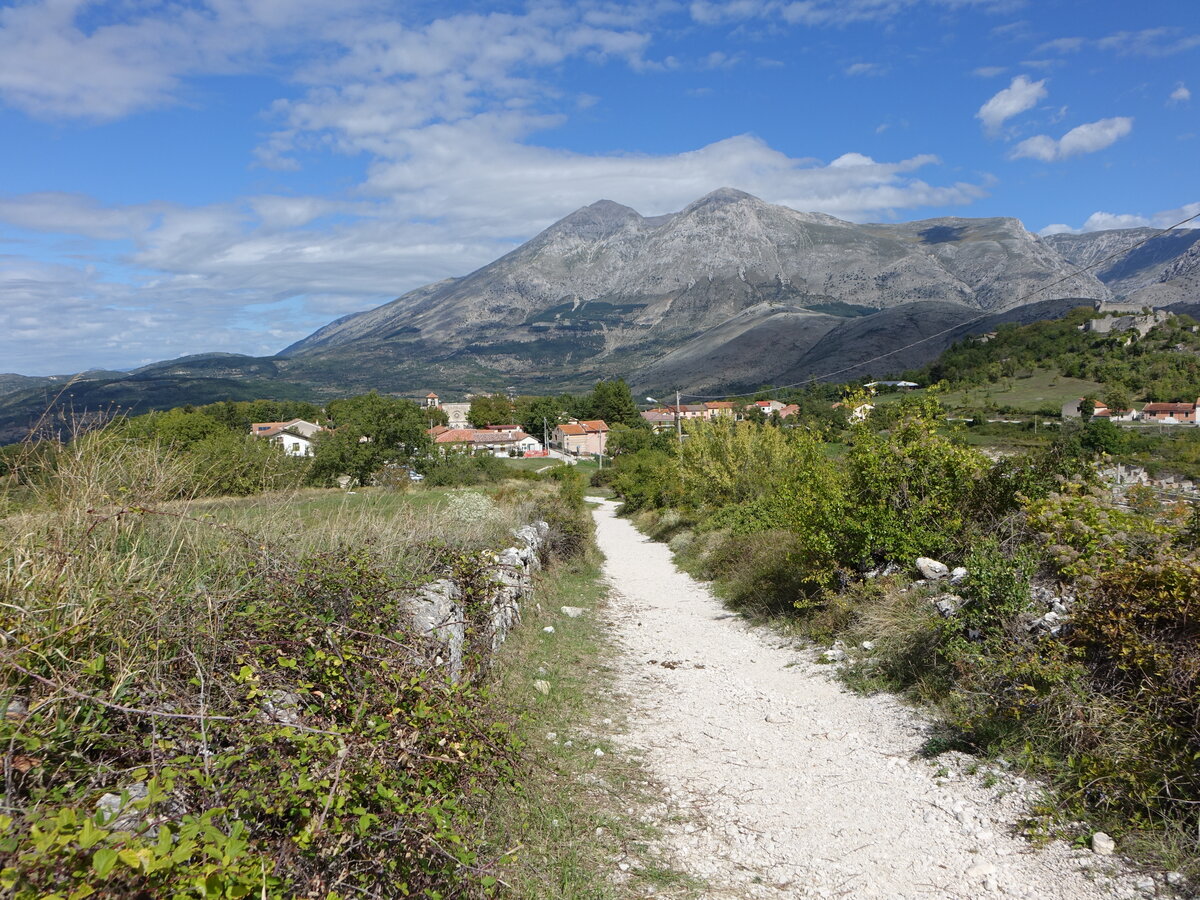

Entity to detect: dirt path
[589,499,1156,900]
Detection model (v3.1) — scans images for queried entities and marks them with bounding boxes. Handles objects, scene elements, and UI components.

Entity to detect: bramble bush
[0,457,567,897]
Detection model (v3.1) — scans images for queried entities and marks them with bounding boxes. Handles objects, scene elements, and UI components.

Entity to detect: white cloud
[1037,202,1200,236]
[976,74,1048,135]
[1097,28,1200,57]
[1009,116,1133,161]
[688,0,1017,26]
[0,0,367,120]
[972,66,1007,77]
[1170,82,1192,104]
[0,1,996,374]
[1036,37,1084,54]
[845,62,886,76]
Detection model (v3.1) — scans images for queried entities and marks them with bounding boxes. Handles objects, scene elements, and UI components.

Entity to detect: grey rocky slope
[280,189,1113,391]
[1043,227,1200,298]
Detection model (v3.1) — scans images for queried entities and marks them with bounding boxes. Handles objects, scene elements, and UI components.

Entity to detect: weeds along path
[589,499,1148,900]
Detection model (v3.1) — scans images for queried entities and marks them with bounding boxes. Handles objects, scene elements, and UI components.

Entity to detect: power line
[673,210,1200,402]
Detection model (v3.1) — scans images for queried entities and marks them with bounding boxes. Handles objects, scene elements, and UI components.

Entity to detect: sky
[0,0,1197,376]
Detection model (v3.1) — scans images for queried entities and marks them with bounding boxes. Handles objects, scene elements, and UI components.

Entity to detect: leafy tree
[590,379,644,428]
[607,423,672,456]
[118,407,225,448]
[514,395,567,441]
[1103,384,1133,413]
[313,393,431,485]
[467,393,514,427]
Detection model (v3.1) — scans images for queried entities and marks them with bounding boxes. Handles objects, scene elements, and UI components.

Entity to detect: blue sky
[0,0,1197,375]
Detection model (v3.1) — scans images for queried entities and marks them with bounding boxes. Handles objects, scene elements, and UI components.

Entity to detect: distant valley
[2,189,1198,443]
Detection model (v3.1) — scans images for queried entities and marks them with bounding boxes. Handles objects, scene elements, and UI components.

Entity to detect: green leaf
[76,818,107,850]
[92,848,119,878]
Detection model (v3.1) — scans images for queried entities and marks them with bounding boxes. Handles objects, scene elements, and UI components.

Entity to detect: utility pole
[543,416,549,455]
[675,389,683,445]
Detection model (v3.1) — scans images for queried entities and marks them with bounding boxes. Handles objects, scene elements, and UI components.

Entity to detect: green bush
[418,452,511,486]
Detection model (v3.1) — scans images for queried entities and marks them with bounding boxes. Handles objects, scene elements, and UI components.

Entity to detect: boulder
[932,594,966,617]
[916,557,950,580]
[1091,832,1115,855]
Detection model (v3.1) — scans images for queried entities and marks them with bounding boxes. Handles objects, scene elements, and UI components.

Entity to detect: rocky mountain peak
[545,198,643,240]
[682,187,759,213]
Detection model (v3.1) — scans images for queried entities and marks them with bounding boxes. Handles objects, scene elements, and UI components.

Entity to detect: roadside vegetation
[0,397,624,898]
[603,396,1200,873]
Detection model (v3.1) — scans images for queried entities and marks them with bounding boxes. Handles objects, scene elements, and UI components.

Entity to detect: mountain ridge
[4,189,1199,443]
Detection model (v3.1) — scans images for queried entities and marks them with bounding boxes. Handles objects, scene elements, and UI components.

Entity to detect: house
[250,422,321,456]
[554,419,609,456]
[777,404,800,419]
[250,419,323,439]
[1092,406,1139,422]
[746,400,786,414]
[642,409,676,431]
[661,404,707,420]
[431,427,543,456]
[1141,402,1198,424]
[249,419,325,456]
[704,401,736,418]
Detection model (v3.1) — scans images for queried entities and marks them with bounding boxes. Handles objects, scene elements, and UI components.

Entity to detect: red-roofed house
[554,419,609,456]
[249,419,325,456]
[431,427,542,455]
[1142,402,1197,424]
[704,401,736,418]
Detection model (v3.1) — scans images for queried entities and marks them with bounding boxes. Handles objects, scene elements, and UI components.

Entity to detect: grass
[500,456,566,472]
[482,550,700,898]
[873,369,1106,414]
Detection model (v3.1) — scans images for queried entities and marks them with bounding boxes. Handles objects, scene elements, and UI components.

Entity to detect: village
[242,388,895,464]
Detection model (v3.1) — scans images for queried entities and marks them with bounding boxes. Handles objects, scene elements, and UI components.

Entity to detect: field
[873,369,1107,414]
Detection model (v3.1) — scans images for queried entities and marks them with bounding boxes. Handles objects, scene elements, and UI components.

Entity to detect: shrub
[418,452,510,486]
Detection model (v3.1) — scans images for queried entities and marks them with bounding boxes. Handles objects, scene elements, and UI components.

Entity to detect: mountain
[5,190,1200,443]
[1042,227,1200,298]
[280,188,1111,391]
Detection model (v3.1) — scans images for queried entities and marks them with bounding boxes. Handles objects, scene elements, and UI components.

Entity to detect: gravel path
[589,499,1161,900]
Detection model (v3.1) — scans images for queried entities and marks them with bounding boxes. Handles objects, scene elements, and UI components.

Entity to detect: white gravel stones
[590,499,1148,900]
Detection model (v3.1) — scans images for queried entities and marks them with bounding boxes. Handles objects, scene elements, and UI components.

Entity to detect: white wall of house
[274,433,314,456]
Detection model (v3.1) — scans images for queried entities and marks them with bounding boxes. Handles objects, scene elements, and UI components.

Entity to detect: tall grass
[0,432,576,898]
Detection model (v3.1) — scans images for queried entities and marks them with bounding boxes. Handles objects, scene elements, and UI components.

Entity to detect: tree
[515,395,567,441]
[607,423,671,456]
[1103,384,1133,414]
[467,394,514,427]
[589,379,644,428]
[313,393,431,485]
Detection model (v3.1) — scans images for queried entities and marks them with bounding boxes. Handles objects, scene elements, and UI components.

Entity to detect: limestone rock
[932,594,966,617]
[561,606,586,618]
[916,557,950,580]
[1091,831,1115,855]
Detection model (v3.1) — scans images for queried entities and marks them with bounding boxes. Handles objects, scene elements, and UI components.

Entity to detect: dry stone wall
[401,521,550,682]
